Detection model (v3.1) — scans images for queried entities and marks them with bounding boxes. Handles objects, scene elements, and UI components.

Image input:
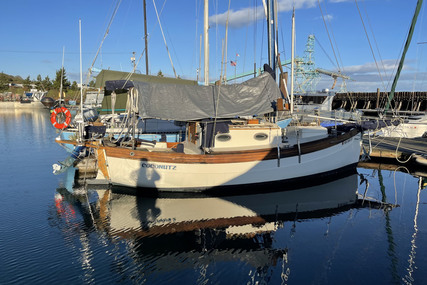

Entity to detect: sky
[1,0,427,92]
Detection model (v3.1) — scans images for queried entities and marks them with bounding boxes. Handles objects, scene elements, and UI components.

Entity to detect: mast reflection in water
[51,172,393,284]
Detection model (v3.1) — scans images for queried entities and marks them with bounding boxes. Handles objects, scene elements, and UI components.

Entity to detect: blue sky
[1,0,426,92]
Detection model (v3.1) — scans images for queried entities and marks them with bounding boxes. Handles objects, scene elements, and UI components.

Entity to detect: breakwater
[333,91,427,111]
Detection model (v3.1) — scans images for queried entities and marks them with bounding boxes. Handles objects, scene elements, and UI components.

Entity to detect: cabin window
[216,134,231,142]
[254,133,268,141]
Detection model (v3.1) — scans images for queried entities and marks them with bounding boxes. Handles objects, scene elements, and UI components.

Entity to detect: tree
[43,76,52,90]
[70,81,78,91]
[157,70,164,77]
[35,74,43,90]
[53,67,70,90]
[23,76,32,87]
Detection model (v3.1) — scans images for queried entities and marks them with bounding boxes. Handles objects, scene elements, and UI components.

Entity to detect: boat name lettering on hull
[141,162,177,170]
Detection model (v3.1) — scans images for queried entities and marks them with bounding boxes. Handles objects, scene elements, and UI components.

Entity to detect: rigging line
[121,49,147,89]
[314,37,337,69]
[254,0,257,74]
[152,0,177,78]
[221,0,231,84]
[243,3,251,76]
[86,0,123,85]
[259,10,265,70]
[354,0,395,113]
[411,1,426,93]
[354,0,387,92]
[361,0,389,84]
[317,0,340,72]
[193,0,201,78]
[121,0,171,86]
[213,0,231,147]
[320,1,344,73]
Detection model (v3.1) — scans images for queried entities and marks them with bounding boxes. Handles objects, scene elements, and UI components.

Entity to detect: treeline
[0,68,95,93]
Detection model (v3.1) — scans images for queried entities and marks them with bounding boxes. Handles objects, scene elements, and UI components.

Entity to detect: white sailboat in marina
[55,1,362,193]
[366,0,427,139]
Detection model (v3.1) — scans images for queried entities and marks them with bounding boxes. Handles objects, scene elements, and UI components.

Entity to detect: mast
[266,0,276,72]
[290,7,295,113]
[385,0,423,111]
[204,0,209,86]
[143,0,149,75]
[78,19,85,143]
[60,46,65,104]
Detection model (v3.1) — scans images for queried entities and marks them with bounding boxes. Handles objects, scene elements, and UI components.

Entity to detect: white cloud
[209,0,319,28]
[328,0,352,3]
[316,59,423,91]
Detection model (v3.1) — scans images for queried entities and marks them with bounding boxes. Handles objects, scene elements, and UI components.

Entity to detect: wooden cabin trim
[102,128,359,164]
[55,128,359,165]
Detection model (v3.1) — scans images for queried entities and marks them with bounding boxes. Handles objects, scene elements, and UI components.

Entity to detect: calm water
[1,109,426,285]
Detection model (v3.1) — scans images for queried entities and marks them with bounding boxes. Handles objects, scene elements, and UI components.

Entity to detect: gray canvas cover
[133,72,280,121]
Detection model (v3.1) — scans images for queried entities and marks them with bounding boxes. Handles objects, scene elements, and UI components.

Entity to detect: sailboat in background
[370,0,427,138]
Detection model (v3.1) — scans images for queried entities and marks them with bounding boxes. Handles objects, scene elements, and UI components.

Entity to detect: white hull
[380,122,427,138]
[0,101,45,109]
[103,133,362,191]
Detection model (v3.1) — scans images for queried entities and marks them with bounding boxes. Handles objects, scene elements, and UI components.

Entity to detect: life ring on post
[50,107,72,129]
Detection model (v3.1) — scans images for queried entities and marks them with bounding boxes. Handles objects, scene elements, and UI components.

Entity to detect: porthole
[216,134,231,142]
[254,133,268,141]
[130,151,135,156]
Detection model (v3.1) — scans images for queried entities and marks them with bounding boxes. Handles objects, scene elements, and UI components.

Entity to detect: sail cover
[129,72,280,121]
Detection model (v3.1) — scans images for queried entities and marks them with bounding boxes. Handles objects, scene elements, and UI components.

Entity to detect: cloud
[315,13,333,21]
[209,0,319,28]
[316,59,423,91]
[328,0,352,3]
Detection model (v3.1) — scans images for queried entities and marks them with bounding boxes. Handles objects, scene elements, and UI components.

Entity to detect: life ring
[50,107,72,129]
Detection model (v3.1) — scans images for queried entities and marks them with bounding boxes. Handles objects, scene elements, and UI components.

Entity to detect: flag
[236,53,240,57]
[230,60,237,66]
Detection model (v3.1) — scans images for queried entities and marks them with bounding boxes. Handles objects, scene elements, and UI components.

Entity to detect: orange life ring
[50,107,72,129]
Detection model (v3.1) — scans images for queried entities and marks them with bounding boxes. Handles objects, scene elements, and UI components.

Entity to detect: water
[1,109,427,284]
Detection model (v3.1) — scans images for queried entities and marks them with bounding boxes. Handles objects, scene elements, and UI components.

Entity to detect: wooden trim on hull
[101,128,360,164]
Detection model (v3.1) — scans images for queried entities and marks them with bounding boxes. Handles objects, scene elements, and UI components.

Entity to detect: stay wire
[354,0,388,95]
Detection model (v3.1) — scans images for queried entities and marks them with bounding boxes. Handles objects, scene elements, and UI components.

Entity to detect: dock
[360,136,427,168]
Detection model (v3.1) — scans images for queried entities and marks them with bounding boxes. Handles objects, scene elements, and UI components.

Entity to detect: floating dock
[360,136,427,168]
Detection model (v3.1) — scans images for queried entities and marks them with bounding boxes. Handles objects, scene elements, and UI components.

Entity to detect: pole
[79,19,84,118]
[143,0,149,75]
[385,0,423,111]
[60,46,65,103]
[204,0,209,86]
[266,0,276,72]
[290,8,295,113]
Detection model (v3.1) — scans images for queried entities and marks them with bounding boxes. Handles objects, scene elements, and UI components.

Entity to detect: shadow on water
[50,171,398,283]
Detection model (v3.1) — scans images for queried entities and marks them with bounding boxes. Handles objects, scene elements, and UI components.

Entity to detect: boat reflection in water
[53,173,393,282]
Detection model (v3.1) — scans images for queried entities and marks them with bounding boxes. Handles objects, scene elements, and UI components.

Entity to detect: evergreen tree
[70,81,78,91]
[53,68,71,90]
[23,76,32,87]
[35,74,43,90]
[43,76,52,90]
[157,70,164,77]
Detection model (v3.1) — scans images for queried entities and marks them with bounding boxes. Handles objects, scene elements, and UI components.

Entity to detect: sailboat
[371,0,427,138]
[55,1,362,192]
